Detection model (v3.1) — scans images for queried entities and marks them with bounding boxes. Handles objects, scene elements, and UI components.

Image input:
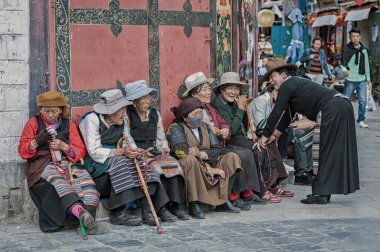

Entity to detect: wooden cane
[67,162,74,183]
[245,98,255,141]
[117,136,164,234]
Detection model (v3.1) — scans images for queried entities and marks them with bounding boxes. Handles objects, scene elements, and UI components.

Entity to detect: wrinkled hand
[124,147,140,158]
[219,128,230,140]
[330,75,336,81]
[257,136,269,151]
[236,96,247,110]
[50,139,69,151]
[162,147,170,157]
[140,148,154,159]
[189,147,200,156]
[310,54,314,59]
[212,127,220,136]
[267,134,277,145]
[199,151,209,160]
[343,71,349,77]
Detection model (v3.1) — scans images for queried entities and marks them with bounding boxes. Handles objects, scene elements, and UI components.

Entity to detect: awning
[345,8,371,22]
[312,15,337,27]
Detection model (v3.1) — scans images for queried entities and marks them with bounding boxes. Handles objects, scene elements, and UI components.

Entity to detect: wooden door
[49,0,216,127]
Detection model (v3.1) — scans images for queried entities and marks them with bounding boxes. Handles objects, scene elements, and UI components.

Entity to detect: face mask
[186,114,204,129]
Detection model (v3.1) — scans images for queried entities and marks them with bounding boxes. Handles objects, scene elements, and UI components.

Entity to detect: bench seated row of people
[18,71,293,234]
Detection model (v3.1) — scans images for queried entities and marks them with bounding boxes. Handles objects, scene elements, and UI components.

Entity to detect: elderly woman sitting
[18,91,100,234]
[212,72,292,203]
[166,97,242,219]
[79,89,173,226]
[124,80,187,220]
[181,72,264,209]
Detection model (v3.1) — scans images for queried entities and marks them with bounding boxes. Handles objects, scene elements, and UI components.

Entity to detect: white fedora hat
[182,72,215,98]
[214,72,250,95]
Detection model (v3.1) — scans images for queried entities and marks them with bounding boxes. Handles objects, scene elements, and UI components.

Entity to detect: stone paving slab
[1,218,380,251]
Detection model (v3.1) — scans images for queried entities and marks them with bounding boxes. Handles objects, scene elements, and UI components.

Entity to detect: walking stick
[245,98,255,141]
[117,136,164,234]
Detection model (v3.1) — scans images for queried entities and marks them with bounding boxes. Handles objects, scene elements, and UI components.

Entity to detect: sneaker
[269,184,294,197]
[242,194,268,205]
[358,121,368,128]
[231,198,251,211]
[262,191,281,203]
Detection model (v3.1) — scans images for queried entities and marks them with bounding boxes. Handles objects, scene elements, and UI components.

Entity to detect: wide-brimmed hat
[171,97,203,120]
[37,91,67,107]
[260,58,298,84]
[182,72,215,98]
[214,72,249,95]
[124,80,158,101]
[94,89,132,115]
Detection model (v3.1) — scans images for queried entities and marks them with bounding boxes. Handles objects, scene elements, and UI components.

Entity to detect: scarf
[342,42,367,75]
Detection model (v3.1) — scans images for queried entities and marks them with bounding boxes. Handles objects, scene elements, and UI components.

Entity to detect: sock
[242,190,253,198]
[229,193,239,201]
[70,203,84,218]
[227,174,237,198]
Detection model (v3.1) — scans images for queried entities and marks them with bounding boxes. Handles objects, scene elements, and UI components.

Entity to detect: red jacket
[18,117,86,187]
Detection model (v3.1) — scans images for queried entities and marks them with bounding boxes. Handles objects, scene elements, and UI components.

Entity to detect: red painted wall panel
[70,25,149,91]
[159,26,211,128]
[159,0,210,12]
[70,0,146,9]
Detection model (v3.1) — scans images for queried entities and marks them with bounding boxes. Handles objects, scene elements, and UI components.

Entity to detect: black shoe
[110,208,142,226]
[158,207,178,222]
[294,175,313,185]
[79,209,96,229]
[189,202,205,219]
[307,194,331,203]
[171,205,190,220]
[300,195,329,204]
[142,208,158,226]
[231,198,251,211]
[242,194,268,205]
[215,200,240,213]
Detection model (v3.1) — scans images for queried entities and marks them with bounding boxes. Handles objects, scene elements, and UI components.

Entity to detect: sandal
[262,191,281,203]
[269,184,294,197]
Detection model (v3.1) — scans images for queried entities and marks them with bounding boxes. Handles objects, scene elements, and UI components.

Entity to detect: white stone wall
[0,0,30,220]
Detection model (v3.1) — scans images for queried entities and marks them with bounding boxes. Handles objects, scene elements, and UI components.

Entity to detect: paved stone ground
[1,102,379,252]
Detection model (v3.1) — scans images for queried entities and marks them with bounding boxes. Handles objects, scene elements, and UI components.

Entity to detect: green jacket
[211,94,247,137]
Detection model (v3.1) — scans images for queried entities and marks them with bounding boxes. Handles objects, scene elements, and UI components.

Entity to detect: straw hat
[214,72,249,95]
[260,58,298,83]
[182,72,215,98]
[258,9,275,27]
[124,80,158,101]
[94,89,132,115]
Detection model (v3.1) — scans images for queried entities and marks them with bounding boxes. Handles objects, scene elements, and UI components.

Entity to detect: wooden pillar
[29,0,50,117]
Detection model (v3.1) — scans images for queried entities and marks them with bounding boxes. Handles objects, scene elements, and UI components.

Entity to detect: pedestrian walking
[342,28,371,128]
[300,36,335,85]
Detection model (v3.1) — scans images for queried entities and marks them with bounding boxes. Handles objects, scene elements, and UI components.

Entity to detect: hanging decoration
[216,0,232,77]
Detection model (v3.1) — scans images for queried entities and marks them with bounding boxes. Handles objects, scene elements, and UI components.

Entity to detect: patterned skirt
[41,161,99,207]
[106,156,160,194]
